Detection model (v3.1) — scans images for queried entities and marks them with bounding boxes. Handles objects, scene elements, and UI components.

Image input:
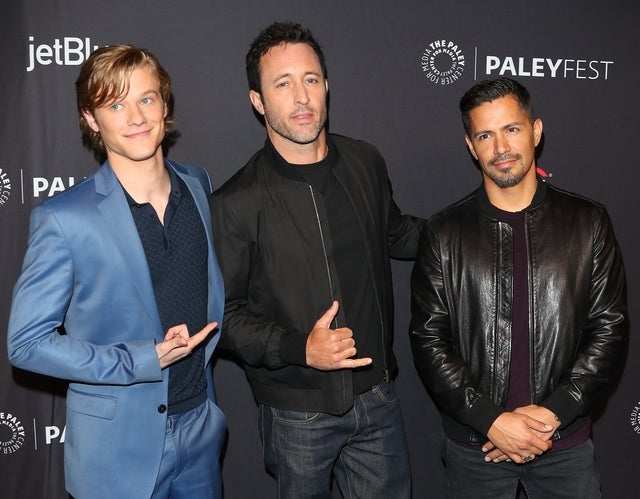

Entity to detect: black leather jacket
[409,180,628,445]
[211,134,424,415]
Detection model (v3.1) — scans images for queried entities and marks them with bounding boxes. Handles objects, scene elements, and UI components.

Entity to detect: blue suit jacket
[7,160,225,498]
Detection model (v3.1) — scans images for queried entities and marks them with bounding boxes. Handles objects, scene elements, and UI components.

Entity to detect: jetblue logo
[27,35,101,72]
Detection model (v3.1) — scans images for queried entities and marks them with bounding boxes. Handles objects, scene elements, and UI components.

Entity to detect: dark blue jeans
[260,380,411,499]
[442,435,601,499]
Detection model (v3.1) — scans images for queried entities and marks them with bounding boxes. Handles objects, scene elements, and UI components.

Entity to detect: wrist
[549,410,562,427]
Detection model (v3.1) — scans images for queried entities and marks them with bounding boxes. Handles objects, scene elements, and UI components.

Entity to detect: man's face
[250,42,328,148]
[84,66,167,166]
[465,94,542,189]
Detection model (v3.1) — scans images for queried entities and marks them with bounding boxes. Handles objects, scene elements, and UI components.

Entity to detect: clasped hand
[483,405,560,464]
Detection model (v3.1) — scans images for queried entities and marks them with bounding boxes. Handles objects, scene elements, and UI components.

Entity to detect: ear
[464,135,478,160]
[533,118,543,147]
[249,90,265,116]
[82,110,100,133]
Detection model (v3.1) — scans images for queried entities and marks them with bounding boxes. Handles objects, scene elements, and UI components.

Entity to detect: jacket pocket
[67,386,117,420]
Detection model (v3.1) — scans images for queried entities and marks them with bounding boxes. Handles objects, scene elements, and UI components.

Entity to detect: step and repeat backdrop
[1,1,637,497]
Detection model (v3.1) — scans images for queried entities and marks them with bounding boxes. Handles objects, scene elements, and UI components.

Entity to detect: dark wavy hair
[459,77,535,136]
[246,21,327,93]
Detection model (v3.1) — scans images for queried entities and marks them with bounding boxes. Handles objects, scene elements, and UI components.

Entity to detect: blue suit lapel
[94,163,164,338]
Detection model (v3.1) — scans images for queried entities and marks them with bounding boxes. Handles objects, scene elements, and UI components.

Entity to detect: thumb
[526,416,553,433]
[316,301,339,329]
[169,335,188,348]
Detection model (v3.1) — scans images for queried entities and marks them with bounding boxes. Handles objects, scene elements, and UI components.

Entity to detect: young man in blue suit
[7,45,226,498]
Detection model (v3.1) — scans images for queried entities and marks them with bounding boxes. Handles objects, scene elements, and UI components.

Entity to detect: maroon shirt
[495,207,589,451]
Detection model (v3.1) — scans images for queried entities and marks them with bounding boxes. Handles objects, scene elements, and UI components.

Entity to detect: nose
[127,104,146,126]
[493,132,510,154]
[294,83,310,105]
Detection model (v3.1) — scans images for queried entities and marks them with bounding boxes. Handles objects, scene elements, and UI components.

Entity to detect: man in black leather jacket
[409,78,628,499]
[211,22,423,498]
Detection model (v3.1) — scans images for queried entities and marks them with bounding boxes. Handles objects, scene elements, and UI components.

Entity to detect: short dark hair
[459,77,535,136]
[246,21,327,93]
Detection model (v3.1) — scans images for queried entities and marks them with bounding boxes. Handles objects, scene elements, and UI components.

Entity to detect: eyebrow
[271,70,323,83]
[138,89,161,98]
[472,121,524,138]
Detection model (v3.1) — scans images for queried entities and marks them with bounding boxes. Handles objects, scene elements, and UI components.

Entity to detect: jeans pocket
[272,407,321,424]
[371,382,398,405]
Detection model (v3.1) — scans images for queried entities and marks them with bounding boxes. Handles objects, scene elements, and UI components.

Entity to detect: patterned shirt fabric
[125,167,209,414]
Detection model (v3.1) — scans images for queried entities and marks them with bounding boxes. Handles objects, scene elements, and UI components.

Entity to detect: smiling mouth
[126,130,152,139]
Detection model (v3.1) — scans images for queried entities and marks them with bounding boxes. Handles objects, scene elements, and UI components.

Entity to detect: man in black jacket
[409,77,628,498]
[211,21,423,499]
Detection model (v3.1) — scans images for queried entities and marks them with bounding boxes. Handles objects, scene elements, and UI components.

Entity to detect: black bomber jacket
[409,180,628,445]
[211,134,424,415]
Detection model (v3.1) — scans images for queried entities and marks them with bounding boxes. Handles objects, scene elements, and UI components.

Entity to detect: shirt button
[157,404,167,414]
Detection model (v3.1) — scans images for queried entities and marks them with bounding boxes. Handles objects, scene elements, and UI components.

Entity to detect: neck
[268,129,328,165]
[484,169,538,212]
[110,151,170,205]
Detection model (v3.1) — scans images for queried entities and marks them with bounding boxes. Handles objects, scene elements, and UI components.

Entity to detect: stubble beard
[263,105,327,146]
[486,154,528,188]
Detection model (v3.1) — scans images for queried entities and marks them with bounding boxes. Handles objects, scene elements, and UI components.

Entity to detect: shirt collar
[122,165,183,207]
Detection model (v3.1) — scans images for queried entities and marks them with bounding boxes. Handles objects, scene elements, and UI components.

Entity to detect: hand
[306,301,373,370]
[156,322,217,369]
[483,411,553,464]
[514,405,561,438]
[484,405,560,461]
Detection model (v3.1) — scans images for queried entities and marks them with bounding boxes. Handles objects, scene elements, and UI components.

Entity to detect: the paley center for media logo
[420,38,614,85]
[0,168,12,207]
[0,411,25,455]
[0,167,82,208]
[420,39,466,85]
[631,401,640,436]
[0,410,67,454]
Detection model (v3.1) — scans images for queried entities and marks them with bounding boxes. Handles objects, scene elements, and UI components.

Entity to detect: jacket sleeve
[386,178,426,259]
[541,208,629,427]
[7,204,162,384]
[409,222,504,436]
[210,193,306,369]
